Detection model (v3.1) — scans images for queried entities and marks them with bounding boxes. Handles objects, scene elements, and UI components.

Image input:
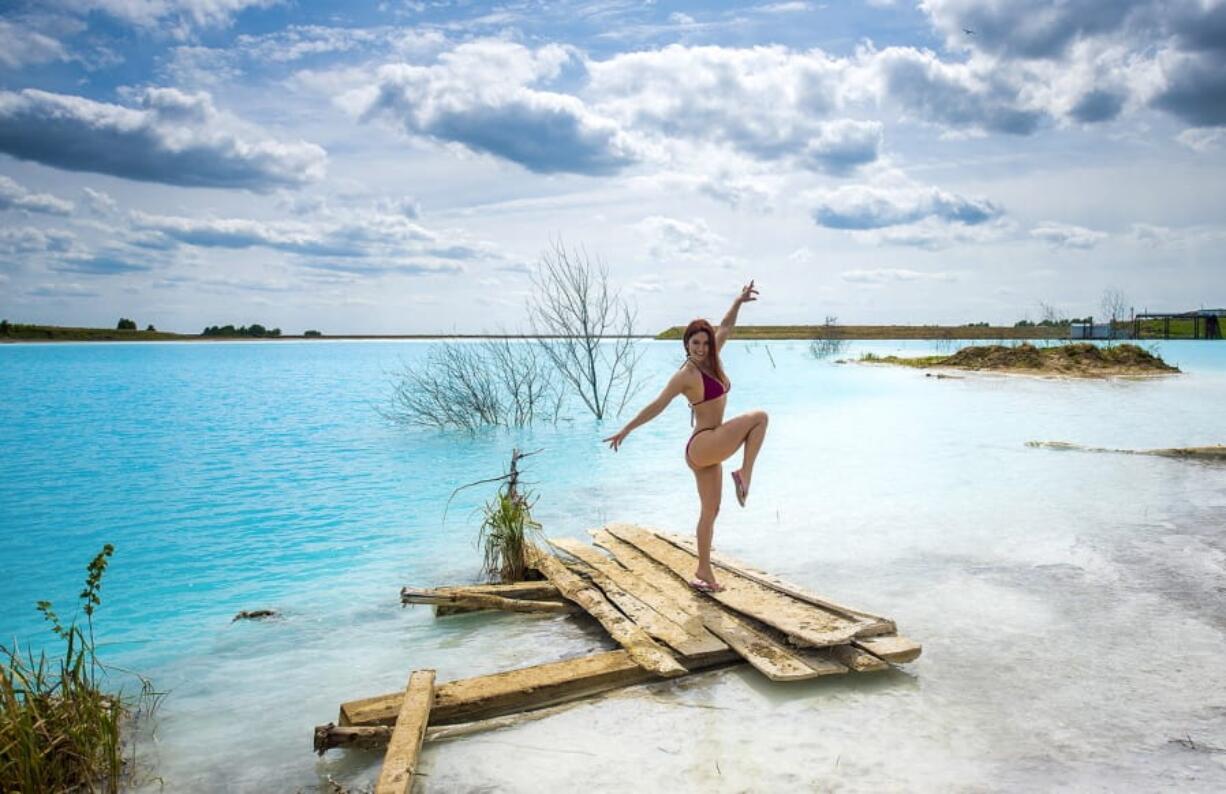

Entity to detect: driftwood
[400,587,573,614]
[318,699,615,753]
[323,649,741,749]
[604,524,867,647]
[529,546,687,677]
[375,670,434,794]
[591,530,841,681]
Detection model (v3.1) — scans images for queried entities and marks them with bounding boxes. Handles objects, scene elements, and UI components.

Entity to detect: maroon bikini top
[689,366,729,406]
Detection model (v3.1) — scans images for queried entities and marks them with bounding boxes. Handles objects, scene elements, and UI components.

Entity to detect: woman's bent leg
[692,462,722,585]
[687,410,770,477]
[735,410,769,493]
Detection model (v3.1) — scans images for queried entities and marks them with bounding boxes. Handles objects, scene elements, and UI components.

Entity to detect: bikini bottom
[685,427,715,468]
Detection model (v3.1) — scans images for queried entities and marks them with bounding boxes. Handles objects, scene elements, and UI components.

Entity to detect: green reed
[1,544,162,793]
[478,487,543,584]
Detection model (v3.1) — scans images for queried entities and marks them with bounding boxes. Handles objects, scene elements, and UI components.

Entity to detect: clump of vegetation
[809,315,847,360]
[116,318,137,331]
[304,329,323,338]
[201,323,282,337]
[860,343,1179,377]
[1,545,160,793]
[478,450,544,583]
[447,450,544,582]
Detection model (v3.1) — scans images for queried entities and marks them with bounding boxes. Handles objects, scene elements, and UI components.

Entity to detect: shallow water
[2,339,1224,792]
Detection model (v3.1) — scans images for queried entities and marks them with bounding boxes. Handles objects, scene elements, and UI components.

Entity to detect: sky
[0,0,1223,334]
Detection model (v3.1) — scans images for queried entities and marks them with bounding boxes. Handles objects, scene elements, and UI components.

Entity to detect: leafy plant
[1,544,161,793]
[478,487,543,583]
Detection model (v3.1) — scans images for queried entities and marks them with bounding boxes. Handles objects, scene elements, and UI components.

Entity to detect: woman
[603,281,768,592]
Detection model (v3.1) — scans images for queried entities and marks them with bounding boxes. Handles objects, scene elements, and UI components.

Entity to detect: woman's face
[686,331,711,360]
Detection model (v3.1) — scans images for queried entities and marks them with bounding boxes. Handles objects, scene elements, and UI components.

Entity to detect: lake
[2,338,1224,791]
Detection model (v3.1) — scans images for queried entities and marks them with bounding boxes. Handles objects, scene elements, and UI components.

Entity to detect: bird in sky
[963,27,976,35]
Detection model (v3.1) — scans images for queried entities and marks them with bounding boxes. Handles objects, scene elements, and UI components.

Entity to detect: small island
[859,343,1180,378]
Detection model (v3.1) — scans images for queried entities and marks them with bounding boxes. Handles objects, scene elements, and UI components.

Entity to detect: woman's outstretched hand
[603,428,629,451]
[738,280,759,304]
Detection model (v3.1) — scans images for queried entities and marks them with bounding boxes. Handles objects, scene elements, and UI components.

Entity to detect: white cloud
[840,268,957,284]
[1030,221,1107,249]
[0,226,76,254]
[129,208,488,273]
[1176,126,1226,152]
[360,40,635,175]
[0,88,327,191]
[636,215,725,259]
[0,176,74,215]
[81,187,118,216]
[812,181,1002,230]
[0,19,68,69]
[70,0,280,32]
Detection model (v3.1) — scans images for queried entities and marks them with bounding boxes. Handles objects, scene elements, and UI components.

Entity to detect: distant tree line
[201,324,282,338]
[116,318,157,331]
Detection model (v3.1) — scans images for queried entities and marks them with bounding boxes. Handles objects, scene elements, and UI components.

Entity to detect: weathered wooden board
[400,587,573,614]
[433,582,560,599]
[374,669,434,794]
[548,538,726,659]
[531,547,687,677]
[854,634,922,664]
[828,644,889,673]
[605,524,865,648]
[590,530,841,682]
[336,648,741,731]
[661,533,896,636]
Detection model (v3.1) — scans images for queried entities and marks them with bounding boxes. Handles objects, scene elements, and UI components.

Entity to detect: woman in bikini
[603,281,768,592]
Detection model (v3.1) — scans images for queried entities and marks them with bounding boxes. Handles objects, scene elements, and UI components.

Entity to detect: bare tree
[809,315,846,359]
[527,241,641,420]
[383,339,562,431]
[1100,287,1130,340]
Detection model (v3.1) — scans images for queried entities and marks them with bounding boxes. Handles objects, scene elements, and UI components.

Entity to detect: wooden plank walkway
[661,532,896,636]
[549,538,726,659]
[604,524,868,647]
[531,547,687,677]
[590,530,842,681]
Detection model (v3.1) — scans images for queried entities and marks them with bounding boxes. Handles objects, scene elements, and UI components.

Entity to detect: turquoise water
[2,339,1225,791]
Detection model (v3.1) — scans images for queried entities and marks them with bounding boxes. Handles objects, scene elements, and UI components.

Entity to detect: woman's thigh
[687,411,764,468]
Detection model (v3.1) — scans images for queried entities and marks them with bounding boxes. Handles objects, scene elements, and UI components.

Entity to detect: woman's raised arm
[715,280,758,351]
[603,369,689,451]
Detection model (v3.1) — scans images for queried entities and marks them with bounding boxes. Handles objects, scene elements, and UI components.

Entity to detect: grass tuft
[1,545,161,793]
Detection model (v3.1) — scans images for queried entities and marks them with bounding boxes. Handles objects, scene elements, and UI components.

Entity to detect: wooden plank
[548,539,726,659]
[605,524,865,648]
[828,644,889,673]
[854,635,922,664]
[530,546,687,678]
[661,533,896,636]
[400,587,573,614]
[337,648,740,730]
[433,582,560,599]
[590,530,840,682]
[374,669,434,794]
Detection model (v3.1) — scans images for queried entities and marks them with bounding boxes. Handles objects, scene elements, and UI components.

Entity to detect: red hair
[682,319,728,388]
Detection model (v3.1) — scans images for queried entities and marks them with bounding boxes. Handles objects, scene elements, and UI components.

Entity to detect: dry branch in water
[383,339,562,431]
[527,241,641,420]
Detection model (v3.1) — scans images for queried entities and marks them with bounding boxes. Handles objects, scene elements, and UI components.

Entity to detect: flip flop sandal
[731,471,747,507]
[690,578,725,593]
